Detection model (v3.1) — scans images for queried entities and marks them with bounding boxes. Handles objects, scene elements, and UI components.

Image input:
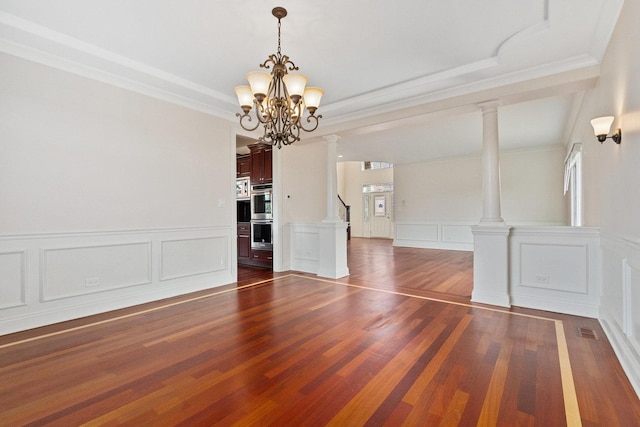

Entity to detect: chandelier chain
[277,18,281,56]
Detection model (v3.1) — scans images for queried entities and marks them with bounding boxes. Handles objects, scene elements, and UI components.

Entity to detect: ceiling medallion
[234,7,323,148]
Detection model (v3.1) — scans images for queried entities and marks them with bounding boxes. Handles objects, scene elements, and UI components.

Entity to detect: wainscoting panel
[626,260,640,355]
[161,236,228,281]
[394,221,473,251]
[509,227,600,317]
[395,223,438,242]
[0,227,234,335]
[0,251,26,309]
[441,225,474,244]
[518,243,587,293]
[599,234,640,397]
[42,242,152,301]
[289,222,348,279]
[290,224,320,274]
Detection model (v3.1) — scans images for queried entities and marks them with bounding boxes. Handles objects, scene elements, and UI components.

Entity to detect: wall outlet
[85,277,100,287]
[535,274,550,285]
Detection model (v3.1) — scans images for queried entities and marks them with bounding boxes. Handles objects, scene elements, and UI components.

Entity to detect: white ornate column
[479,100,504,224]
[471,101,511,307]
[323,134,341,222]
[317,135,349,279]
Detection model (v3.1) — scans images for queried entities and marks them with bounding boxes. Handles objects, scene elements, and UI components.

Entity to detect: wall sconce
[590,116,622,144]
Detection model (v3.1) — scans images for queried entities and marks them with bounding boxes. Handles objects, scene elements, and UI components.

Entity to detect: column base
[317,221,350,279]
[471,225,512,308]
[479,217,505,225]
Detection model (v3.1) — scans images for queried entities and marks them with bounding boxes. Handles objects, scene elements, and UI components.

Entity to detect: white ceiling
[0,0,623,163]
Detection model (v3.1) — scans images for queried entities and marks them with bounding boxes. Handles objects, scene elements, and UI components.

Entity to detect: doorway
[363,190,393,239]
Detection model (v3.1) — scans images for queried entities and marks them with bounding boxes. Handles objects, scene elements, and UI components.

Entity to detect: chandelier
[235,7,323,149]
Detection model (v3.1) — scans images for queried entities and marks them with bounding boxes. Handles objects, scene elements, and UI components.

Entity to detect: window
[564,143,583,226]
[362,183,394,193]
[362,161,393,170]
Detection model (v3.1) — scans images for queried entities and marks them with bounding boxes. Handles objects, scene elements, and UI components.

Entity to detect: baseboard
[599,304,640,398]
[393,239,473,252]
[511,294,600,318]
[471,289,511,308]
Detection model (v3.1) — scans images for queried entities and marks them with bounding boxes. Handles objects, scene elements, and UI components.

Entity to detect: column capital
[477,99,501,112]
[322,134,341,145]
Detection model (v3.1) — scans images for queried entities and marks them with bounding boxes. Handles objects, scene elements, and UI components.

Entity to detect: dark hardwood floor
[0,238,639,426]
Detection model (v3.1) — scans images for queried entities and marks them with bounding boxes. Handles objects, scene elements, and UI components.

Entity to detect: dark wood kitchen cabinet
[236,154,251,178]
[250,249,273,267]
[237,222,251,263]
[249,143,272,184]
[238,223,273,268]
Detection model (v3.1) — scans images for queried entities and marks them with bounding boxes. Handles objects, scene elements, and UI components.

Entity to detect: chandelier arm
[236,112,260,132]
[281,55,299,72]
[299,114,322,132]
[260,54,278,71]
[254,99,271,125]
[284,120,301,145]
[286,126,301,145]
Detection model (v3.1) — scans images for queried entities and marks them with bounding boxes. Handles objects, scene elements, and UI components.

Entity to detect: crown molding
[0,11,236,119]
[322,55,600,133]
[0,3,606,128]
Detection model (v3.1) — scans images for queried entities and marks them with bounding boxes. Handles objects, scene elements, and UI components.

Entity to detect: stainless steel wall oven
[251,184,272,220]
[251,221,273,250]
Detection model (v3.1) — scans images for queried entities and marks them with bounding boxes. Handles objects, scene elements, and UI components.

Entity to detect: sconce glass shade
[303,87,324,110]
[590,116,614,138]
[246,71,272,98]
[234,85,254,109]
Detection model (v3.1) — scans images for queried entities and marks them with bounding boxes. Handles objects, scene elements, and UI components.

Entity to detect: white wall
[501,147,568,225]
[394,146,567,225]
[0,53,235,334]
[571,0,640,396]
[0,53,231,234]
[395,156,482,223]
[278,141,327,223]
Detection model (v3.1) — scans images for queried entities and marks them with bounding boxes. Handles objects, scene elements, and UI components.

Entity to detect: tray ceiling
[0,0,623,162]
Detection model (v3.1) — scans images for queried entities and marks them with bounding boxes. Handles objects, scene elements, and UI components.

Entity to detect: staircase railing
[338,194,351,240]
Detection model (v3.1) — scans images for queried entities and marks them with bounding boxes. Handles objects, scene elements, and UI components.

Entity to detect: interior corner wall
[0,52,235,334]
[572,0,640,396]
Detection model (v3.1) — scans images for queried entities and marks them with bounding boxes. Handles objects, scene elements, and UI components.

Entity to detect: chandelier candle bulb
[235,6,323,148]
